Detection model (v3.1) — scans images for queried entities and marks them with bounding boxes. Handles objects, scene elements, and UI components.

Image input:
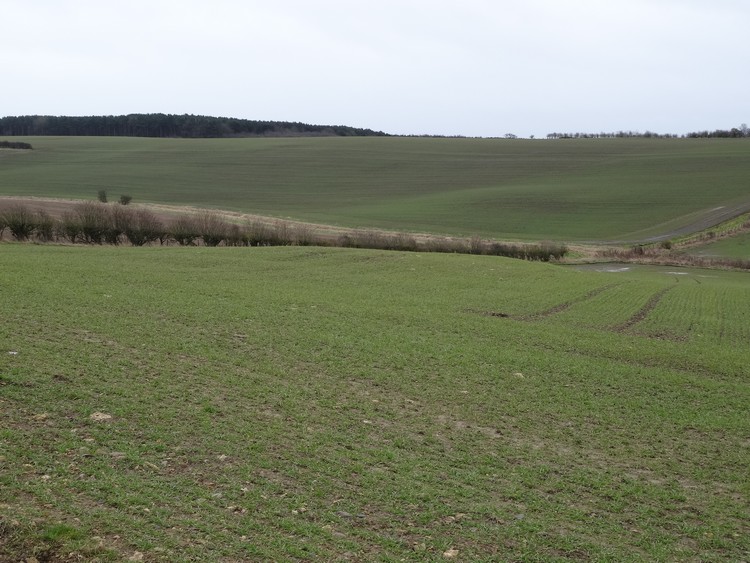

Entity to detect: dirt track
[637,201,750,242]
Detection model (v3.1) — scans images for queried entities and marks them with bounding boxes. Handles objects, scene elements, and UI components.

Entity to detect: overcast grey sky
[4,0,748,137]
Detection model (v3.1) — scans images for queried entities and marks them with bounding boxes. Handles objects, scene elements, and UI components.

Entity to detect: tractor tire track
[520,283,620,320]
[614,286,674,332]
[479,283,619,320]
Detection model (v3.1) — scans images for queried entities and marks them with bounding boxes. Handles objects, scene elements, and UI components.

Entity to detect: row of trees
[0,202,567,261]
[0,114,388,138]
[0,140,32,149]
[547,124,749,139]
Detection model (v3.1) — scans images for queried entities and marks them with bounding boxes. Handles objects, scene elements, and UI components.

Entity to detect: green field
[688,232,750,259]
[2,137,750,240]
[2,245,748,561]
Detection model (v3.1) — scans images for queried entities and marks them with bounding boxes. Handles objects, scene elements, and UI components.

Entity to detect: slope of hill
[2,136,749,241]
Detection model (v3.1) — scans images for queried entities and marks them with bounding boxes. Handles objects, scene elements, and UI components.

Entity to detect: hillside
[1,136,750,241]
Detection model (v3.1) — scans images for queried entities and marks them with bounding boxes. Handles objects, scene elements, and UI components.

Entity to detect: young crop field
[687,231,750,259]
[2,136,750,241]
[1,245,748,561]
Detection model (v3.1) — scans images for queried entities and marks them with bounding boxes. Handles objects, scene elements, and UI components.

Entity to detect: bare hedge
[0,202,570,262]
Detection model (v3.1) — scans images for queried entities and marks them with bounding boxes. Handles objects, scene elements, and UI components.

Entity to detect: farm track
[583,200,750,245]
[640,201,750,242]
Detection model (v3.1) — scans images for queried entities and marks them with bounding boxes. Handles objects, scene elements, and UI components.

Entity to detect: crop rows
[3,136,750,240]
[1,246,748,561]
[639,282,750,344]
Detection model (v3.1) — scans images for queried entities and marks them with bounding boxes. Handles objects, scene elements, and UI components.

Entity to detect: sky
[3,0,749,138]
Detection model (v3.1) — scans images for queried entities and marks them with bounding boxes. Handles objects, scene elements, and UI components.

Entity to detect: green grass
[2,136,750,240]
[1,244,748,561]
[687,231,750,259]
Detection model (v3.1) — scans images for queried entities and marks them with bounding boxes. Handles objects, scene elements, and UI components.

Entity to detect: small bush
[119,194,133,206]
[58,212,82,243]
[34,210,56,242]
[244,221,270,246]
[292,224,313,246]
[170,215,200,246]
[422,237,467,253]
[75,202,110,244]
[0,140,32,150]
[104,205,130,245]
[197,212,229,246]
[122,208,164,246]
[469,235,485,255]
[224,223,246,247]
[0,204,36,241]
[384,233,418,251]
[97,190,108,203]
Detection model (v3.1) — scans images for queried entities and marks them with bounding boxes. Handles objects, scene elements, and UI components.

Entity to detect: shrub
[119,194,133,206]
[243,220,269,246]
[75,202,110,244]
[383,233,418,251]
[58,212,83,243]
[272,221,291,245]
[97,190,108,203]
[292,224,313,246]
[469,235,485,255]
[224,223,246,247]
[422,237,467,253]
[169,215,200,246]
[122,208,164,246]
[196,212,229,246]
[104,205,129,245]
[34,210,56,242]
[337,234,355,248]
[0,140,33,150]
[538,241,568,261]
[0,204,36,241]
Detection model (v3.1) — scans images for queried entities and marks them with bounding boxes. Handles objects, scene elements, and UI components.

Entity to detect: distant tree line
[0,140,32,149]
[0,114,389,138]
[547,124,749,140]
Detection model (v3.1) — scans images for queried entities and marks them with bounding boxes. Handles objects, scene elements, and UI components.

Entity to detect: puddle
[571,263,698,277]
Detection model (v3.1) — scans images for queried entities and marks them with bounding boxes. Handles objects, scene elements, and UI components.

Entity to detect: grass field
[687,232,750,259]
[2,137,750,241]
[1,245,748,561]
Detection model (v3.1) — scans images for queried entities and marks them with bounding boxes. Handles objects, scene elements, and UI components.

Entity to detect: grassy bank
[1,245,748,561]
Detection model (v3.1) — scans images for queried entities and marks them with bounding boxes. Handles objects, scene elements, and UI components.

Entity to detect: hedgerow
[0,202,570,262]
